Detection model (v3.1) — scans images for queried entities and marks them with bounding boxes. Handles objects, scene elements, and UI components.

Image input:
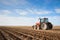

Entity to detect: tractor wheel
[32,25,34,29]
[41,22,53,30]
[41,23,48,30]
[46,22,53,30]
[32,25,37,30]
[36,25,40,30]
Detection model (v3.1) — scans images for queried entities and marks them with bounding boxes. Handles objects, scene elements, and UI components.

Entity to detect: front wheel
[32,25,36,30]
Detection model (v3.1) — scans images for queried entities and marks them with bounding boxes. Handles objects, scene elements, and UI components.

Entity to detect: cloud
[0,16,35,26]
[55,8,60,13]
[0,9,54,17]
[0,9,28,16]
[15,9,28,16]
[0,16,60,26]
[0,0,30,6]
[35,10,52,14]
[17,0,30,5]
[27,9,52,14]
[0,10,11,15]
[1,0,12,5]
[15,9,52,16]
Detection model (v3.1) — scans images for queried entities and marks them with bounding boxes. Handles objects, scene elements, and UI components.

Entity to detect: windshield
[40,18,48,23]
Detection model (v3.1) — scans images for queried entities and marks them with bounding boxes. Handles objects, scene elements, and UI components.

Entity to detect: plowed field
[0,26,60,40]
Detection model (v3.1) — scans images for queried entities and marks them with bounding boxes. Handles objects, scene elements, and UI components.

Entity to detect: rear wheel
[46,22,53,30]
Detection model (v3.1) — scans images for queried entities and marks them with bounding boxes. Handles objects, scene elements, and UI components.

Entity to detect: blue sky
[0,0,60,26]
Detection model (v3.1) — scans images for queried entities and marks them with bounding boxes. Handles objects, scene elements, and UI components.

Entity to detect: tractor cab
[36,18,48,25]
[40,18,48,23]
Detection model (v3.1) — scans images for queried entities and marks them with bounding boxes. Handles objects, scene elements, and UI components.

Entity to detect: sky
[0,0,60,26]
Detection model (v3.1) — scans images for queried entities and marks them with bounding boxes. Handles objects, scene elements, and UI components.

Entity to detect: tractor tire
[41,22,53,30]
[46,22,53,30]
[36,25,40,30]
[32,25,34,29]
[32,25,37,30]
[41,23,48,30]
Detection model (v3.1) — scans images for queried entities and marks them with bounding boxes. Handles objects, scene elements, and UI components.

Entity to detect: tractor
[32,18,53,30]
